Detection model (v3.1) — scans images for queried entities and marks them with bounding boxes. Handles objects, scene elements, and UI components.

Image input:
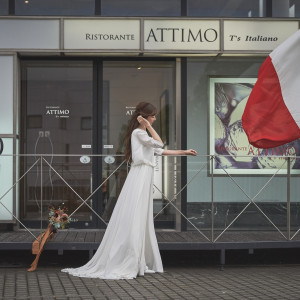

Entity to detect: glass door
[20,59,177,229]
[101,60,176,228]
[20,60,94,228]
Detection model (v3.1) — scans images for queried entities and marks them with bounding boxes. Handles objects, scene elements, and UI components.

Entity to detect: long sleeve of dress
[135,129,164,150]
[131,129,164,167]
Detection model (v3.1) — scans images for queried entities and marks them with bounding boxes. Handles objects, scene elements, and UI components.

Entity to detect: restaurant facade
[1,1,300,243]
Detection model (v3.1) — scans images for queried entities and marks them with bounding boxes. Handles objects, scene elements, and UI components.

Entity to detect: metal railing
[0,154,299,243]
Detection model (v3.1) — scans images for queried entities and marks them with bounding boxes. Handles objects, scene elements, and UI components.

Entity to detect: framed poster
[209,78,300,175]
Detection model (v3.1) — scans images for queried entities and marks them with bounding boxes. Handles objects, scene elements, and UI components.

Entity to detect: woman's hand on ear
[137,116,151,128]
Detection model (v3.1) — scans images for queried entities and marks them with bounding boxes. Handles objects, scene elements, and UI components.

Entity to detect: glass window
[292,0,300,17]
[187,56,300,241]
[0,138,14,221]
[101,0,181,16]
[188,0,265,17]
[15,0,94,16]
[21,61,94,225]
[102,61,177,228]
[0,0,9,15]
[20,59,177,230]
[272,0,290,17]
[0,56,13,134]
[187,57,286,236]
[273,0,300,17]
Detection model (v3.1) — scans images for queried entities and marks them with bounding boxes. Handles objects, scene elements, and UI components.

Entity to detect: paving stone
[1,265,300,299]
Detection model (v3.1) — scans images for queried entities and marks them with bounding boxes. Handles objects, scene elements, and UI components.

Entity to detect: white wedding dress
[61,128,164,279]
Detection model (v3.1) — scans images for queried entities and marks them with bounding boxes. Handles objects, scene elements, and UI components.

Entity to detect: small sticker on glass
[80,156,91,164]
[104,156,115,164]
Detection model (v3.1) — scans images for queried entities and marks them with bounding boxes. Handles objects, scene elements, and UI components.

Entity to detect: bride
[62,102,197,279]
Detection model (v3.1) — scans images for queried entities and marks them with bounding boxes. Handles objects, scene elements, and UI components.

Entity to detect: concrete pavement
[1,264,300,299]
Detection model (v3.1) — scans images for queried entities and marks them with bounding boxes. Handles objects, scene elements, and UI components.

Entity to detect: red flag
[242,30,300,149]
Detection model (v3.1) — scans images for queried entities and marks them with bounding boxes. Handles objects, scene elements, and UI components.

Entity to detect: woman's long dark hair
[124,102,157,163]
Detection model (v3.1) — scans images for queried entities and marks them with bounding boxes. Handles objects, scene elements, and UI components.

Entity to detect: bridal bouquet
[48,204,71,231]
[28,204,75,272]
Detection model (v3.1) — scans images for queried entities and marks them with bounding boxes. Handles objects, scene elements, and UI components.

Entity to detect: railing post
[287,157,291,240]
[40,155,43,232]
[211,155,214,242]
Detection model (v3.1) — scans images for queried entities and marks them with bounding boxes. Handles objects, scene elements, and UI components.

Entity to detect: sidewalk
[1,264,300,299]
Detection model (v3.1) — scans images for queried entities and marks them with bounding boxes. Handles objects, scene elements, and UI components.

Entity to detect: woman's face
[146,115,156,125]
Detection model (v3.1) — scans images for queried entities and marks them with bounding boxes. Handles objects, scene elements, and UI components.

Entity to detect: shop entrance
[20,59,176,229]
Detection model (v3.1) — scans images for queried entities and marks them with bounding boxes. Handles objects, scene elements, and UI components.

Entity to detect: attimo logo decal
[46,106,70,118]
[126,106,136,116]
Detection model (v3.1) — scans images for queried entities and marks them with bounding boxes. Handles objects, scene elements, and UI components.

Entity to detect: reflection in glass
[0,56,14,134]
[101,156,128,223]
[21,61,93,226]
[101,0,180,16]
[102,61,176,227]
[290,176,300,238]
[186,57,300,241]
[0,0,8,15]
[186,57,291,236]
[188,0,265,17]
[15,0,94,16]
[273,0,300,17]
[291,0,300,17]
[0,138,14,221]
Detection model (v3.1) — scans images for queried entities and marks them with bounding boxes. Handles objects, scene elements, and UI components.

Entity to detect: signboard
[64,19,140,50]
[144,20,220,51]
[0,19,59,49]
[210,78,300,174]
[224,21,299,51]
[0,18,298,53]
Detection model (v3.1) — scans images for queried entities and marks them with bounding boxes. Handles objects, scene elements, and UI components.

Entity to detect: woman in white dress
[62,102,197,279]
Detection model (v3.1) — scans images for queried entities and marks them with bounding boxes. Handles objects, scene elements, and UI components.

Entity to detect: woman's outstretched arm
[137,116,197,156]
[161,149,197,156]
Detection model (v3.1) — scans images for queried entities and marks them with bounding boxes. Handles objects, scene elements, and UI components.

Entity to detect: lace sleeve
[135,129,164,149]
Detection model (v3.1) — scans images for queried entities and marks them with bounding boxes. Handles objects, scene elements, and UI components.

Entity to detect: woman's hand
[184,149,197,156]
[137,116,151,128]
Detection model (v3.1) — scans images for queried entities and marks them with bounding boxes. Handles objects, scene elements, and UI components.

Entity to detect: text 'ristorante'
[86,34,135,41]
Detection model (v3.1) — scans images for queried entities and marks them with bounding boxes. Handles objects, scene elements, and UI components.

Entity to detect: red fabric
[242,56,300,149]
